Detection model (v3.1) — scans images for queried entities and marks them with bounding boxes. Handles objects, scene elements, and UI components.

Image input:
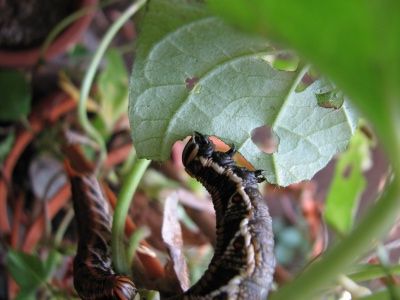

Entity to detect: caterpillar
[66,162,137,300]
[177,132,275,299]
[68,132,275,300]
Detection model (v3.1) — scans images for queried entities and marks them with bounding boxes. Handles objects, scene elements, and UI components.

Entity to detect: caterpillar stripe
[176,132,275,299]
[66,163,136,300]
[68,132,275,299]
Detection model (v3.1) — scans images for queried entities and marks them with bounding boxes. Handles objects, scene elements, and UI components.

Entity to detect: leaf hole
[251,125,279,154]
[262,52,299,72]
[185,77,199,91]
[315,89,344,109]
[295,72,316,92]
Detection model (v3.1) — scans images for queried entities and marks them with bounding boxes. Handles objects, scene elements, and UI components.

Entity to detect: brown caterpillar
[176,132,275,299]
[66,162,137,300]
[68,132,275,299]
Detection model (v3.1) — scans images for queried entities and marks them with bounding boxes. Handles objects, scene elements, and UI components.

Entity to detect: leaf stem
[78,0,147,166]
[348,264,400,282]
[112,158,151,274]
[127,226,151,266]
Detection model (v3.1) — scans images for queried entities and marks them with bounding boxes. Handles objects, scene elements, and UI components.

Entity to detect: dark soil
[0,0,77,50]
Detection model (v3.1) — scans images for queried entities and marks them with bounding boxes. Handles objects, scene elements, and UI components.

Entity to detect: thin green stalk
[127,226,151,266]
[112,158,151,274]
[54,207,75,246]
[78,0,147,166]
[270,181,400,300]
[349,264,400,282]
[120,147,137,175]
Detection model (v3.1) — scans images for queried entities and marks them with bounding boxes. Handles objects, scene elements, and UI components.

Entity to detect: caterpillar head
[182,131,214,166]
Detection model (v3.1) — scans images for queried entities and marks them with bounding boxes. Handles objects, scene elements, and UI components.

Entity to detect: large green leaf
[6,249,61,299]
[206,1,400,300]
[208,0,400,165]
[6,250,47,290]
[129,0,357,186]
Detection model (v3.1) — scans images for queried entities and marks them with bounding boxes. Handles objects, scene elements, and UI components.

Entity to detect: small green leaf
[129,0,358,186]
[97,49,129,135]
[68,44,90,59]
[324,128,371,235]
[6,250,47,290]
[0,70,31,121]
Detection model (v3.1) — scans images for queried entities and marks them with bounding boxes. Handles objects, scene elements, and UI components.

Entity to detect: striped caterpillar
[177,132,275,299]
[68,132,275,299]
[66,163,136,300]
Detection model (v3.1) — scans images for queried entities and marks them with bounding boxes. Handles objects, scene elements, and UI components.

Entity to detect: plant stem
[54,206,75,246]
[270,181,400,300]
[349,264,400,282]
[78,0,147,166]
[127,226,150,266]
[112,158,151,274]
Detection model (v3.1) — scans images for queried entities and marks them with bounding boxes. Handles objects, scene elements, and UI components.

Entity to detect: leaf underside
[129,0,358,186]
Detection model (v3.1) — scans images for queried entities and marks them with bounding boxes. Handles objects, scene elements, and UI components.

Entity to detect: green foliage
[0,132,14,163]
[95,49,129,138]
[0,70,31,121]
[324,128,371,235]
[6,248,62,299]
[129,0,358,186]
[349,264,400,282]
[207,1,400,300]
[360,287,400,300]
[6,251,46,291]
[208,0,400,166]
